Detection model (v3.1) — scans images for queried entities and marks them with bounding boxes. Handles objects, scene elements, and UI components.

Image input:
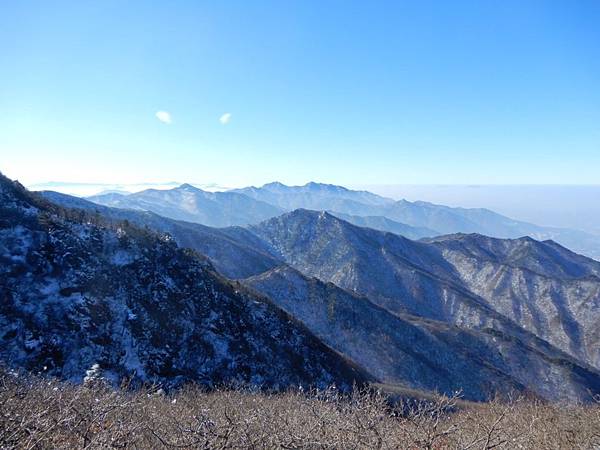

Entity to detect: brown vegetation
[1,370,599,449]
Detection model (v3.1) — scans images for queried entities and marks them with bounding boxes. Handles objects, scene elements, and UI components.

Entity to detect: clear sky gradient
[1,1,599,186]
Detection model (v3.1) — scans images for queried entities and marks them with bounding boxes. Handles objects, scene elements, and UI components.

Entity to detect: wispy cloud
[219,113,232,125]
[155,111,172,124]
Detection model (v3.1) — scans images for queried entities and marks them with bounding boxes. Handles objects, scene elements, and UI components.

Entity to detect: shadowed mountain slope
[427,233,600,367]
[250,210,600,370]
[41,191,280,279]
[34,191,600,401]
[1,175,367,390]
[245,265,600,402]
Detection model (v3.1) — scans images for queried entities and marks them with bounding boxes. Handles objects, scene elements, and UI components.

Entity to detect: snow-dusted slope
[232,181,395,213]
[0,174,367,389]
[41,191,280,279]
[31,189,600,401]
[245,265,600,402]
[427,233,600,368]
[251,210,600,371]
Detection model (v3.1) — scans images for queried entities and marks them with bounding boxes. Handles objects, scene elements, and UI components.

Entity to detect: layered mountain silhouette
[87,181,600,260]
[88,183,283,227]
[41,191,281,279]
[36,183,600,401]
[250,210,600,371]
[0,174,366,390]
[231,181,394,213]
[245,265,600,401]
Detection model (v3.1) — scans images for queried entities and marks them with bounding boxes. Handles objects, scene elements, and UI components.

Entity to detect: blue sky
[1,0,599,186]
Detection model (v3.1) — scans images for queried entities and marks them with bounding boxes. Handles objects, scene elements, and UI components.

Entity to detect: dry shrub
[1,370,599,449]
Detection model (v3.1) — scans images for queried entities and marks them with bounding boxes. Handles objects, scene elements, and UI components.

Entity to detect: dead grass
[1,370,600,449]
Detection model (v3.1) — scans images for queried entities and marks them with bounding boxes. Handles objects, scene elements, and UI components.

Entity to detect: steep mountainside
[31,190,600,401]
[250,210,600,370]
[428,233,600,368]
[88,184,284,227]
[245,265,600,401]
[0,175,366,389]
[41,191,281,279]
[251,210,495,321]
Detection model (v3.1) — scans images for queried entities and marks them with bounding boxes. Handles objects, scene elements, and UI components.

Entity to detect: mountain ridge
[244,264,600,401]
[23,181,600,401]
[82,180,600,260]
[1,173,367,390]
[41,190,282,279]
[87,184,284,227]
[250,209,600,370]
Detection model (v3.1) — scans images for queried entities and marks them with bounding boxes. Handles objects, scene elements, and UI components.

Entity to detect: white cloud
[219,113,232,125]
[155,111,172,124]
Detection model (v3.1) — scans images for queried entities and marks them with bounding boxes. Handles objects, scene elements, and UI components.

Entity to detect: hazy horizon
[19,177,600,236]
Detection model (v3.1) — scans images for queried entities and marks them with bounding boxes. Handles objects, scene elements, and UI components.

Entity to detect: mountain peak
[260,181,351,193]
[284,208,335,221]
[0,171,49,214]
[303,182,348,192]
[0,171,22,193]
[263,181,287,188]
[177,183,202,191]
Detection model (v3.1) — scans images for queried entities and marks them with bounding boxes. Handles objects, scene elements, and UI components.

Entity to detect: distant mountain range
[87,184,283,228]
[85,181,600,260]
[26,181,231,197]
[365,184,600,236]
[29,178,600,402]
